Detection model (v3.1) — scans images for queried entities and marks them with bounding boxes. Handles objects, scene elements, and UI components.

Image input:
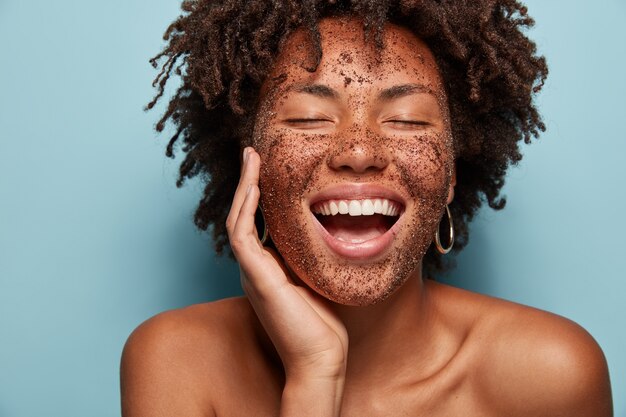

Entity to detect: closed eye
[384,120,431,130]
[284,118,334,129]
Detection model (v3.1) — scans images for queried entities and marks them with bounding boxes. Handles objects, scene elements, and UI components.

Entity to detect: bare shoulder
[120,297,258,417]
[434,283,613,416]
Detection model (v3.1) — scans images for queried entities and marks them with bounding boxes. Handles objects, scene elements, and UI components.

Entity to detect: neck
[329,271,444,385]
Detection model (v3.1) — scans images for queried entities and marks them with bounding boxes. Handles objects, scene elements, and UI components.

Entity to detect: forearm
[280,373,346,417]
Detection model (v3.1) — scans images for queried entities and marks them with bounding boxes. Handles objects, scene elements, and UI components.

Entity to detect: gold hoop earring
[434,204,454,255]
[255,204,268,245]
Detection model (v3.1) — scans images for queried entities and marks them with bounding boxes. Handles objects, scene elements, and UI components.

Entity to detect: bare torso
[121,280,612,416]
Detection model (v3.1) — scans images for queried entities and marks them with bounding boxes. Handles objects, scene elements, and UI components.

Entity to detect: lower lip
[311,214,402,260]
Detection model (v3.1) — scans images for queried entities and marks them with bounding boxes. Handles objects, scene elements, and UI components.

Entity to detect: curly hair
[147,0,547,277]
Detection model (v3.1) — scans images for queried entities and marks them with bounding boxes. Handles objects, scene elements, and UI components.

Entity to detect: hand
[226,147,348,381]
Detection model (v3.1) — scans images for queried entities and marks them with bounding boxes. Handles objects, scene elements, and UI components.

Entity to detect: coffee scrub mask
[252,18,454,306]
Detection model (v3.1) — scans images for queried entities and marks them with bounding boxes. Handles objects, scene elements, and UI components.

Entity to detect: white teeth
[348,200,362,216]
[362,199,375,215]
[373,199,382,213]
[382,199,389,215]
[313,198,402,217]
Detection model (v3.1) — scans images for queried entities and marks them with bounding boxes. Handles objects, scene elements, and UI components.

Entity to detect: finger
[226,148,260,234]
[226,148,250,233]
[232,182,262,250]
[239,147,248,177]
[229,147,253,220]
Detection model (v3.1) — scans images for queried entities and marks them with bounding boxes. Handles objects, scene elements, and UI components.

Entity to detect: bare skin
[121,19,613,417]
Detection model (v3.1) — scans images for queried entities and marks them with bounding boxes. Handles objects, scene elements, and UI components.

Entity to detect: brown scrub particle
[339,51,353,64]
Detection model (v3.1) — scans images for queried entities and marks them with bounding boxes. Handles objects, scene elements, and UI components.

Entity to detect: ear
[446,164,456,205]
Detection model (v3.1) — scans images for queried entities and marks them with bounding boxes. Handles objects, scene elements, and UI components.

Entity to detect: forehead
[266,17,444,94]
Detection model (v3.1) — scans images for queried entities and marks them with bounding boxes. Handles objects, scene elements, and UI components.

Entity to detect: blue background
[0,1,624,415]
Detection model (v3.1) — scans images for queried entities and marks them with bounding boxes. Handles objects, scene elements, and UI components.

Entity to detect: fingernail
[243,147,250,163]
[246,184,252,195]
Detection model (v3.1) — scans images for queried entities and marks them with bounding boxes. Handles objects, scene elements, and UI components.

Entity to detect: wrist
[285,360,346,382]
[281,372,346,417]
[282,346,347,382]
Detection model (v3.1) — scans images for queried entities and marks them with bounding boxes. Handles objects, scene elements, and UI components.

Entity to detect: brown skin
[121,19,613,417]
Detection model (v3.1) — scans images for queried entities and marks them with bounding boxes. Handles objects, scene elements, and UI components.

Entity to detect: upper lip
[308,183,407,208]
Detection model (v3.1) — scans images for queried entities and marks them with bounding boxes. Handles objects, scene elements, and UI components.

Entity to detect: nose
[327,126,390,174]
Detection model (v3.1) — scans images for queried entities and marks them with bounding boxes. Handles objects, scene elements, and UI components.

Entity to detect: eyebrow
[293,83,339,99]
[291,83,435,101]
[378,83,435,101]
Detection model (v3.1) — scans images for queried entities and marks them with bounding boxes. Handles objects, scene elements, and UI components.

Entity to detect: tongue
[321,214,390,243]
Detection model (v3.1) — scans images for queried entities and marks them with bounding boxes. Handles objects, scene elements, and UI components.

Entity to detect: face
[253,18,455,306]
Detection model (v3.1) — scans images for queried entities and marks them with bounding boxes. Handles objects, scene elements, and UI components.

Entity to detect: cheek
[254,129,329,202]
[253,129,330,278]
[253,129,332,259]
[393,132,452,200]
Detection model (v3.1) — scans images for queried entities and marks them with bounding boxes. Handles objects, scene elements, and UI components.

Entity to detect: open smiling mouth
[311,198,404,247]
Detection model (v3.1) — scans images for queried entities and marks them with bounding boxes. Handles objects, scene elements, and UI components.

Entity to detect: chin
[291,246,424,306]
[311,267,411,307]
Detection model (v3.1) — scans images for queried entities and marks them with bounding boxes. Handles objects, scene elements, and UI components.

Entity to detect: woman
[121,1,613,415]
